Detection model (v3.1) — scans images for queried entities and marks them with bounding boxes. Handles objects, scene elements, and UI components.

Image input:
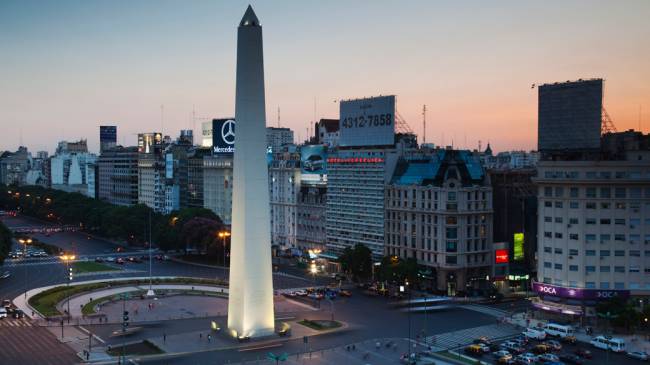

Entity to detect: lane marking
[238,343,283,352]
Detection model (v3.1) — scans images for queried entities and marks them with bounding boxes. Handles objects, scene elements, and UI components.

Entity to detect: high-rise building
[203,155,233,224]
[97,146,139,206]
[385,149,493,294]
[533,133,650,318]
[266,127,294,152]
[538,79,603,154]
[50,140,96,195]
[138,153,166,212]
[296,185,327,252]
[269,151,301,249]
[187,147,211,208]
[100,126,117,152]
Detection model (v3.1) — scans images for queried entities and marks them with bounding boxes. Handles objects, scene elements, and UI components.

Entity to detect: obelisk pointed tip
[240,5,260,27]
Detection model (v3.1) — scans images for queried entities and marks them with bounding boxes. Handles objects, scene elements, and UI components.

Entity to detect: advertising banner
[300,145,327,185]
[532,281,630,300]
[339,95,395,147]
[513,233,524,261]
[212,118,236,155]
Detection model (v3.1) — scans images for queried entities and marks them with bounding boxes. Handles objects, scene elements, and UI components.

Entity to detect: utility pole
[277,107,281,128]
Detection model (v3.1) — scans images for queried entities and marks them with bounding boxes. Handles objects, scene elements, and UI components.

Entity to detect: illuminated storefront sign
[513,233,524,261]
[495,249,509,264]
[532,281,630,300]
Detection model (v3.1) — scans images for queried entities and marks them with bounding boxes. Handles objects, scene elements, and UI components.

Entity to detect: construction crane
[395,110,414,134]
[601,107,617,134]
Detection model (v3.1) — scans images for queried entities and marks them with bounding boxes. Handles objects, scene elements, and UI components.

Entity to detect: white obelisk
[227,5,275,338]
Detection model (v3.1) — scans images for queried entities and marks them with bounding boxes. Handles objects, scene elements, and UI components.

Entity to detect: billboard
[138,132,162,154]
[201,121,213,147]
[339,95,395,147]
[495,249,509,264]
[513,233,524,261]
[300,145,327,185]
[212,118,236,155]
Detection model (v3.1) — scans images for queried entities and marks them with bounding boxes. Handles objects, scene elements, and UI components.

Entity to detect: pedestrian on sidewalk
[207,334,211,343]
[200,333,203,340]
[163,333,166,342]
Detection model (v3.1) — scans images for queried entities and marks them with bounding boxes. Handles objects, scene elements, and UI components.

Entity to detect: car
[515,353,537,364]
[493,350,511,359]
[545,340,562,351]
[474,336,492,345]
[0,307,6,319]
[465,344,486,355]
[308,293,323,300]
[116,258,125,265]
[105,257,115,262]
[532,344,551,354]
[0,271,10,279]
[561,335,577,344]
[2,299,10,307]
[523,328,547,340]
[627,351,649,361]
[511,338,529,347]
[95,257,104,263]
[339,290,352,297]
[574,349,592,359]
[537,353,560,363]
[12,309,24,319]
[294,290,308,296]
[559,354,584,365]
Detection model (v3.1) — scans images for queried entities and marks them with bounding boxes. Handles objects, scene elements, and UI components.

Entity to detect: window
[586,250,596,256]
[448,192,456,201]
[586,266,596,273]
[600,218,611,225]
[631,188,642,198]
[616,202,626,209]
[555,217,563,223]
[586,218,596,225]
[570,187,579,198]
[600,250,611,257]
[445,255,457,264]
[544,216,552,223]
[446,227,458,239]
[630,266,640,273]
[615,250,625,257]
[555,201,563,208]
[615,282,625,289]
[600,234,611,241]
[600,282,610,289]
[586,187,597,198]
[555,232,563,239]
[569,201,579,209]
[600,187,611,198]
[569,265,579,271]
[586,282,596,289]
[615,218,626,225]
[630,250,641,257]
[544,187,553,197]
[586,202,596,209]
[615,188,626,198]
[543,277,552,284]
[544,262,552,268]
[544,201,552,207]
[569,249,579,256]
[601,202,610,209]
[586,234,596,242]
[630,218,641,227]
[600,266,610,273]
[569,218,579,225]
[544,246,552,253]
[544,232,552,238]
[570,234,579,240]
[555,187,564,197]
[614,234,625,242]
[446,241,457,252]
[554,248,563,254]
[555,263,563,270]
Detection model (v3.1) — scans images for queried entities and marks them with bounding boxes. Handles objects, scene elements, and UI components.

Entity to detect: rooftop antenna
[277,106,281,128]
[422,104,427,144]
[19,127,23,147]
[192,104,196,134]
[160,104,164,135]
[639,105,642,132]
[313,97,317,125]
[479,140,482,151]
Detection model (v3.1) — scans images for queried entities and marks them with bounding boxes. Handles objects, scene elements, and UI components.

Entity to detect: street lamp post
[59,254,75,324]
[19,238,32,298]
[218,231,231,267]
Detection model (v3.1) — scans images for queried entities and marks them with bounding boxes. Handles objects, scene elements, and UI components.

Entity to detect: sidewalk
[506,312,650,353]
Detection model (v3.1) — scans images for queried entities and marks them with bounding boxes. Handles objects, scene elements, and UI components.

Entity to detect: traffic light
[68,267,73,281]
[122,310,129,330]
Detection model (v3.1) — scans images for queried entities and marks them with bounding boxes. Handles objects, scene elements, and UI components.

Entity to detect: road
[0,317,78,364]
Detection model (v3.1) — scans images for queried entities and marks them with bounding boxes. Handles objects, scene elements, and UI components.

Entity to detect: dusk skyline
[2,0,649,153]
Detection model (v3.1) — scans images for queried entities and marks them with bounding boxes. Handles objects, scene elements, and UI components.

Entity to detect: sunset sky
[1,0,649,154]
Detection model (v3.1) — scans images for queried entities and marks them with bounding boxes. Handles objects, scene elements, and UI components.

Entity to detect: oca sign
[538,286,557,295]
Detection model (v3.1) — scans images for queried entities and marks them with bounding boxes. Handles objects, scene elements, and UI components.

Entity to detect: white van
[590,336,626,352]
[522,327,546,340]
[544,323,574,338]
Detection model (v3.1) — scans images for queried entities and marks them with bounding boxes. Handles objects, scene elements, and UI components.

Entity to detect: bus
[590,336,626,352]
[544,323,574,338]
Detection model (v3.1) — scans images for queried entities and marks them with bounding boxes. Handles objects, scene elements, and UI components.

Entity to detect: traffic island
[106,340,164,356]
[297,319,342,331]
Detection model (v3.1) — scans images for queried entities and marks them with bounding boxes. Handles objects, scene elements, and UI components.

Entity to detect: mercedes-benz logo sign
[221,119,235,145]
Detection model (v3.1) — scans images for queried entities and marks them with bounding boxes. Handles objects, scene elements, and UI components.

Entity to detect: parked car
[492,350,511,359]
[515,353,537,364]
[294,290,308,296]
[545,340,562,351]
[339,290,352,297]
[523,327,547,340]
[559,354,585,365]
[95,257,104,263]
[502,343,526,354]
[105,257,115,262]
[627,351,649,361]
[0,307,7,319]
[574,348,592,359]
[465,344,486,356]
[537,353,560,363]
[532,344,551,354]
[116,258,125,265]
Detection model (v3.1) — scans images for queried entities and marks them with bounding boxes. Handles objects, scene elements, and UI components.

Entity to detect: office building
[203,155,233,224]
[0,147,31,186]
[97,146,139,206]
[187,147,211,208]
[138,153,166,212]
[296,185,327,251]
[269,151,301,249]
[100,126,117,152]
[266,127,294,152]
[385,149,493,294]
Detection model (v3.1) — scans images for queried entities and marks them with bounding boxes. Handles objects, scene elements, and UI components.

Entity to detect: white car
[537,353,560,362]
[105,257,116,262]
[294,290,308,296]
[522,328,546,340]
[0,307,7,319]
[627,351,649,361]
[492,350,511,359]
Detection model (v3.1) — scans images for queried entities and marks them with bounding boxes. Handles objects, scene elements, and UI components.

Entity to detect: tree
[339,244,372,281]
[0,221,11,265]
